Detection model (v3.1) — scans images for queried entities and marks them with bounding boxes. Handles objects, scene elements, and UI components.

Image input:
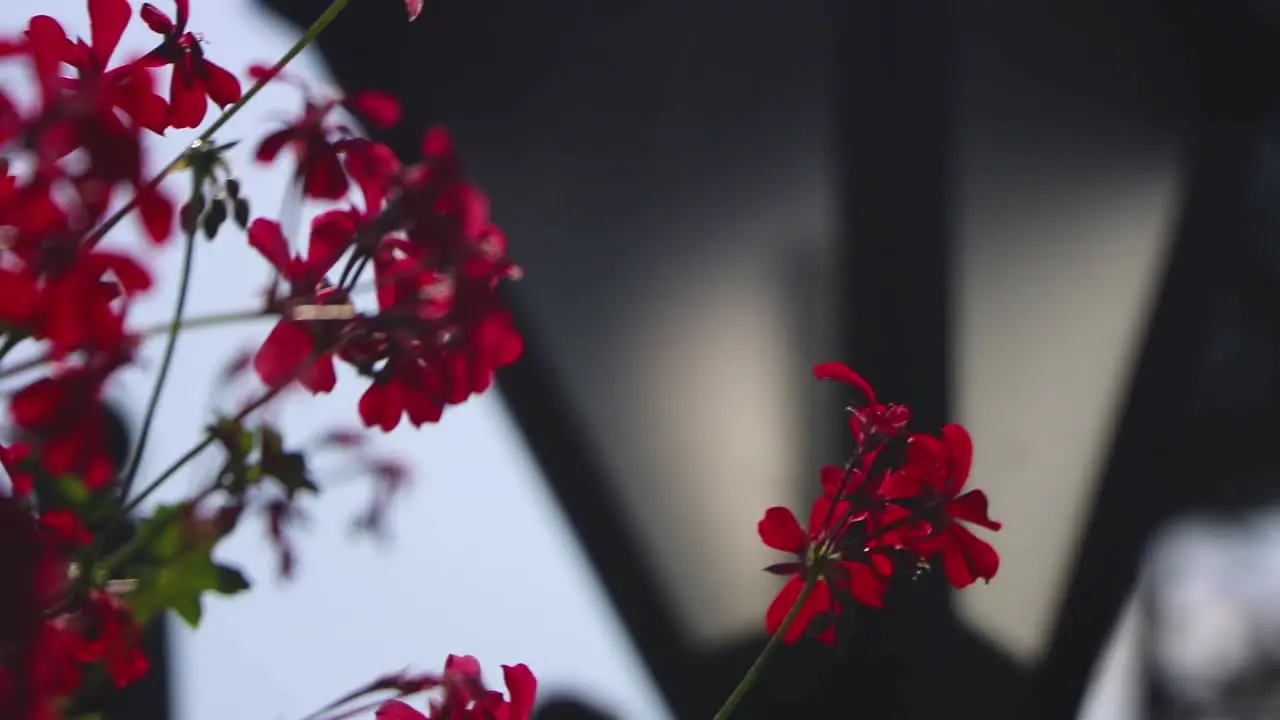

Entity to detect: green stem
[0,310,269,383]
[120,378,288,517]
[84,0,353,246]
[711,579,816,720]
[134,308,269,337]
[118,221,198,500]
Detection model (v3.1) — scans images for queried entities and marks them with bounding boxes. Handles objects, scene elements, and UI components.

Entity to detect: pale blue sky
[0,2,671,718]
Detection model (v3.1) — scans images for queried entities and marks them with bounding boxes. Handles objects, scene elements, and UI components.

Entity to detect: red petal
[302,144,349,200]
[376,701,426,720]
[758,506,806,554]
[247,219,291,272]
[0,268,40,325]
[949,490,1001,531]
[255,128,294,164]
[11,378,66,430]
[200,59,242,107]
[940,525,1000,588]
[765,577,830,644]
[812,361,877,404]
[89,0,131,61]
[940,423,974,494]
[40,509,93,546]
[137,187,174,243]
[253,321,313,388]
[299,353,336,394]
[139,4,174,34]
[501,664,537,720]
[306,210,356,274]
[358,380,404,432]
[819,464,853,498]
[405,0,424,22]
[167,65,206,128]
[97,253,153,294]
[347,91,402,129]
[843,560,888,608]
[420,124,454,161]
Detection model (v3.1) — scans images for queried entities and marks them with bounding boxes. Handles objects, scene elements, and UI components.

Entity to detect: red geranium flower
[758,490,890,645]
[813,362,911,446]
[138,0,241,128]
[248,216,351,393]
[76,591,150,688]
[376,656,536,720]
[253,67,402,200]
[882,424,1002,588]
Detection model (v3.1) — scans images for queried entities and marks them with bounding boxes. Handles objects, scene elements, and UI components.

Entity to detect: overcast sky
[0,2,670,718]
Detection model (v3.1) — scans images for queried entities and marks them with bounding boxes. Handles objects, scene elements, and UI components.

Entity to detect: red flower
[813,362,910,446]
[376,656,537,720]
[10,363,122,489]
[0,495,82,720]
[76,591,150,687]
[138,0,241,128]
[248,217,350,393]
[758,492,890,645]
[882,424,1002,588]
[60,0,170,135]
[253,70,402,200]
[31,249,151,357]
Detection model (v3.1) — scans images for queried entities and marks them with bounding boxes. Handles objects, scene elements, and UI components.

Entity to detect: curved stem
[84,0,354,246]
[118,222,198,500]
[711,579,815,720]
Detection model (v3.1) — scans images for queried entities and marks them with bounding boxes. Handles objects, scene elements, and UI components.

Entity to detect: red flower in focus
[813,362,910,446]
[253,66,403,200]
[138,0,241,128]
[758,490,890,645]
[377,656,537,720]
[882,424,1002,588]
[248,216,352,393]
[76,591,150,687]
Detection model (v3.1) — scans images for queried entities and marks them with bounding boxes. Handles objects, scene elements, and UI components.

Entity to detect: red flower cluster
[758,363,1002,644]
[0,494,148,720]
[251,107,524,431]
[376,656,537,720]
[1,0,527,716]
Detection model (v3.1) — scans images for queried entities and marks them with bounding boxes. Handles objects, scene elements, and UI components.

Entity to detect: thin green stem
[0,310,269,383]
[711,579,816,720]
[84,0,353,246]
[118,220,197,499]
[133,308,270,337]
[120,378,288,517]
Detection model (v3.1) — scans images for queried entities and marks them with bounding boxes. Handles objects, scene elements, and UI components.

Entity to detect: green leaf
[126,505,251,627]
[258,424,317,497]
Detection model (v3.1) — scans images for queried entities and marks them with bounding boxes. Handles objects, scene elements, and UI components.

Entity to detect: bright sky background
[0,2,671,719]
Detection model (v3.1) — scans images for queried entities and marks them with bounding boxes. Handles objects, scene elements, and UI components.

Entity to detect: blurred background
[5,0,1280,718]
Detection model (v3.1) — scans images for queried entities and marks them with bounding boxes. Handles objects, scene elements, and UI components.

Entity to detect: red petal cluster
[377,656,537,720]
[757,363,1002,644]
[252,111,524,432]
[0,495,147,720]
